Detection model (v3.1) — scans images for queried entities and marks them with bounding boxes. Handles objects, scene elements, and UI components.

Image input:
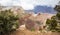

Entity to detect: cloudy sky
[0,0,60,10]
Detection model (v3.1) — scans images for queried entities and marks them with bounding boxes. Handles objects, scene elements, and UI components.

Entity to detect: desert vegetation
[0,9,19,35]
[46,4,60,32]
[0,2,60,35]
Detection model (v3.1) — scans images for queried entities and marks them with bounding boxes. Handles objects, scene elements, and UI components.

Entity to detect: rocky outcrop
[24,13,55,31]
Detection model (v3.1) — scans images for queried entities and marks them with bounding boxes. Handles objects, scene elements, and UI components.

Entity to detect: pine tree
[46,2,60,32]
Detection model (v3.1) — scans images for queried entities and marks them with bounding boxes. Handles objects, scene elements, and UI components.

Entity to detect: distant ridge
[25,5,57,14]
[33,5,57,14]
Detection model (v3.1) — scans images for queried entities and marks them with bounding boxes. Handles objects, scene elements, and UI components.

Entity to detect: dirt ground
[10,29,60,35]
[10,25,60,35]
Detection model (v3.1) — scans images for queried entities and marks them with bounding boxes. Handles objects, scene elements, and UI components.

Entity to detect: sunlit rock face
[0,6,25,15]
[24,13,55,31]
[10,6,25,16]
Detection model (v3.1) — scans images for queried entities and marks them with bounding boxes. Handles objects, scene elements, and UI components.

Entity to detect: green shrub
[56,13,60,20]
[46,4,60,32]
[46,19,57,31]
[31,27,35,31]
[0,9,19,35]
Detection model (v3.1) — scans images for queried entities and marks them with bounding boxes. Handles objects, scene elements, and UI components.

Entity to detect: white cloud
[20,0,34,10]
[0,0,12,6]
[21,3,34,10]
[20,0,60,9]
[0,0,60,10]
[32,0,60,7]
